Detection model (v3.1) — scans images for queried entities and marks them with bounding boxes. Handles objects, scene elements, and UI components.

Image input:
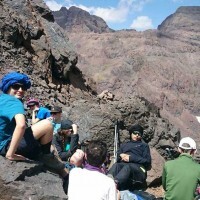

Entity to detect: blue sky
[44,0,200,31]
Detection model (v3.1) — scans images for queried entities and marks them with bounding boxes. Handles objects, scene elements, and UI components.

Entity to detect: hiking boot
[39,153,65,170]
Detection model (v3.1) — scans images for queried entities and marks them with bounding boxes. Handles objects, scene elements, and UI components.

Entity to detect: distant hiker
[27,98,51,125]
[52,119,79,161]
[68,140,118,200]
[0,72,65,171]
[162,137,200,200]
[49,105,62,135]
[108,124,151,191]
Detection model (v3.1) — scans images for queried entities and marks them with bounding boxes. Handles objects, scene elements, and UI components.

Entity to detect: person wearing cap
[52,119,79,161]
[162,137,200,200]
[27,98,51,125]
[108,124,151,190]
[49,105,63,135]
[0,72,65,171]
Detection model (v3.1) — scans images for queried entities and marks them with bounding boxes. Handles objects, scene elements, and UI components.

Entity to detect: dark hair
[128,124,144,136]
[179,147,195,154]
[86,140,107,167]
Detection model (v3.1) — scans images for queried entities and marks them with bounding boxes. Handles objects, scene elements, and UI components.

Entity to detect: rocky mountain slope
[53,6,200,145]
[0,0,199,198]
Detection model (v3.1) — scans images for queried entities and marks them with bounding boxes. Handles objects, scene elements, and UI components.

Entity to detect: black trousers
[108,162,146,190]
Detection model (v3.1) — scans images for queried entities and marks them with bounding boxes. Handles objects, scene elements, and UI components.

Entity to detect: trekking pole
[113,120,118,163]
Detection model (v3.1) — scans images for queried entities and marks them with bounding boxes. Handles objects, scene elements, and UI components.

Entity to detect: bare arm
[72,124,78,134]
[6,114,26,161]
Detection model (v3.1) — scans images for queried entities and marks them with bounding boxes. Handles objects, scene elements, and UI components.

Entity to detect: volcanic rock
[62,6,200,148]
[53,6,114,33]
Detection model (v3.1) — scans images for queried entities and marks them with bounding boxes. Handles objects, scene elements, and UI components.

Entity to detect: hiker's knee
[31,119,53,138]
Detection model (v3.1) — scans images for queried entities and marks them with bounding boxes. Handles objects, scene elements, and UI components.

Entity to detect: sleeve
[162,165,167,191]
[70,134,79,154]
[52,135,69,161]
[37,108,50,120]
[6,98,25,120]
[129,143,151,168]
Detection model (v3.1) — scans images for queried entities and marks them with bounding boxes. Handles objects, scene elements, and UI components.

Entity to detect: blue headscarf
[0,72,31,93]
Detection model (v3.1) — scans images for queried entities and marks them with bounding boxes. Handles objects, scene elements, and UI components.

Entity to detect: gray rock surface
[0,156,67,199]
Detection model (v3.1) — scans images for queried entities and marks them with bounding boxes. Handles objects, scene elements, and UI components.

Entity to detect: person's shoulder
[141,140,149,147]
[1,94,23,106]
[70,167,83,174]
[122,141,131,146]
[192,159,200,168]
[1,93,18,101]
[39,107,50,112]
[164,158,177,168]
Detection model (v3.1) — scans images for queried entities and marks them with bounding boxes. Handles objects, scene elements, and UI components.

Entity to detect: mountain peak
[158,6,200,39]
[53,6,114,33]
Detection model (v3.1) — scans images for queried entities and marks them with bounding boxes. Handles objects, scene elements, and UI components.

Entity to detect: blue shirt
[0,94,25,151]
[36,107,51,120]
[52,122,61,135]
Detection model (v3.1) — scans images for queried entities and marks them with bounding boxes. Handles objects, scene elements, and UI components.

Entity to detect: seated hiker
[162,137,200,200]
[108,124,151,191]
[0,72,65,172]
[49,105,62,135]
[68,140,119,200]
[52,119,79,161]
[27,98,51,125]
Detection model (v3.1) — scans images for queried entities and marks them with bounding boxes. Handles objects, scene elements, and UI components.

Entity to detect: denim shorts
[0,127,41,160]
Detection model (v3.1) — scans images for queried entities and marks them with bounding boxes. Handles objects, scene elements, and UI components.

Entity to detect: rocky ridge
[53,6,114,33]
[55,6,200,146]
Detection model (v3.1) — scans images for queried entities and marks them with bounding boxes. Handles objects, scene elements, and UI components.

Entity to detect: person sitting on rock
[52,119,79,161]
[49,105,63,135]
[162,137,200,200]
[108,124,152,191]
[0,72,65,172]
[27,98,51,125]
[68,140,119,200]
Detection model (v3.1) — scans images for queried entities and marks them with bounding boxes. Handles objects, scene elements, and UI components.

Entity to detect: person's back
[69,167,116,200]
[37,106,51,119]
[27,98,51,124]
[162,137,200,200]
[68,140,117,200]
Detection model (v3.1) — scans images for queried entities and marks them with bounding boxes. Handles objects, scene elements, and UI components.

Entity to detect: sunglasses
[132,131,142,136]
[11,84,27,91]
[28,104,35,108]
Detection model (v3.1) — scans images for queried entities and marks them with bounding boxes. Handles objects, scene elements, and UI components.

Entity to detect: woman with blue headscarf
[0,72,65,171]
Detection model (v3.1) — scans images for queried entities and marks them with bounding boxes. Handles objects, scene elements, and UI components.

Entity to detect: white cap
[179,137,196,150]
